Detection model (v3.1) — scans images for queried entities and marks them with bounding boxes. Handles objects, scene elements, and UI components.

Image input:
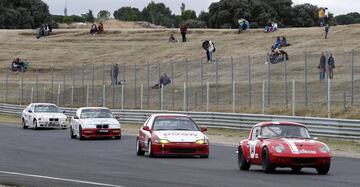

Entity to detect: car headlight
[275,145,285,153]
[195,139,206,144]
[319,146,330,153]
[154,139,170,144]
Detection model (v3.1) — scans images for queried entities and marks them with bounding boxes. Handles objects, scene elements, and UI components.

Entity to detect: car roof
[31,103,57,106]
[151,113,191,118]
[254,121,305,128]
[78,107,110,110]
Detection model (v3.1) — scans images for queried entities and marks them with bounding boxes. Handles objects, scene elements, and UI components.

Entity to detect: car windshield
[261,124,310,139]
[153,117,199,131]
[34,105,60,113]
[80,109,113,119]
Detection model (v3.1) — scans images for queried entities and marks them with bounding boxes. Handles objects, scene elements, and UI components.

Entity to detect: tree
[334,12,360,25]
[97,10,111,21]
[0,0,51,29]
[291,3,319,27]
[198,11,210,27]
[82,9,95,23]
[141,1,173,27]
[113,7,141,21]
[181,10,197,21]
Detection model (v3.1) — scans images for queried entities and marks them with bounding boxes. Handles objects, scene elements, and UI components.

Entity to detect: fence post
[304,52,308,106]
[121,84,124,110]
[5,69,8,103]
[262,81,265,114]
[248,56,252,106]
[102,63,105,106]
[328,77,331,118]
[71,86,74,107]
[30,86,34,104]
[51,65,54,103]
[292,80,295,116]
[92,64,95,105]
[158,64,161,109]
[140,84,143,110]
[86,84,89,107]
[351,49,354,106]
[147,62,150,109]
[267,58,270,107]
[20,69,24,105]
[81,63,85,106]
[185,61,188,111]
[232,81,236,113]
[43,86,46,103]
[216,60,219,108]
[200,59,203,109]
[112,65,115,108]
[284,57,288,107]
[183,82,187,111]
[102,84,106,107]
[161,84,164,110]
[206,82,209,112]
[172,89,176,111]
[57,84,60,106]
[36,66,39,102]
[134,62,137,108]
[62,66,66,106]
[72,64,75,106]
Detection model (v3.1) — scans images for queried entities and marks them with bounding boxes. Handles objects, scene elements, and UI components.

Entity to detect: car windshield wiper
[173,129,191,131]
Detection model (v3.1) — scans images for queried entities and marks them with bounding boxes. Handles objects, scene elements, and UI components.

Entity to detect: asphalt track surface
[0,123,360,187]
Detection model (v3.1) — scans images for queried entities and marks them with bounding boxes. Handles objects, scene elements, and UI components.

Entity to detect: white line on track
[0,170,124,187]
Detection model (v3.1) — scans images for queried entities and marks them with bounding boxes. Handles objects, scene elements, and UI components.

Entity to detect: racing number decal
[249,141,256,159]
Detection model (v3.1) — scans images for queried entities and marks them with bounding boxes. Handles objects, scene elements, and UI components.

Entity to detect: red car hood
[264,138,329,155]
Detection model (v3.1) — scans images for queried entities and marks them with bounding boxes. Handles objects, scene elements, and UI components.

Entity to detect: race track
[0,123,359,187]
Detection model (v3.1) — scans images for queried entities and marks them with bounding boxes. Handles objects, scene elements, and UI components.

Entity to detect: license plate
[99,129,108,133]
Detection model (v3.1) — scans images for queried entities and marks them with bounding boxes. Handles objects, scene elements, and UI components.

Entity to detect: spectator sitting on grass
[152,73,171,89]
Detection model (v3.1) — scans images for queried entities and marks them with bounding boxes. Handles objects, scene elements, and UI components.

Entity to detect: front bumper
[38,121,67,128]
[151,142,209,156]
[270,154,331,167]
[82,128,121,138]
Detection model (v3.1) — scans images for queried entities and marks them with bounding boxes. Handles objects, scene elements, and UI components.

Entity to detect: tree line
[0,0,359,29]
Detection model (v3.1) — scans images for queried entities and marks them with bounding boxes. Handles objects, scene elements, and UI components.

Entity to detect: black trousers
[181,32,186,42]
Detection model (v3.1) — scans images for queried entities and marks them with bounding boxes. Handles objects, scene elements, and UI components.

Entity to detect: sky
[42,0,359,17]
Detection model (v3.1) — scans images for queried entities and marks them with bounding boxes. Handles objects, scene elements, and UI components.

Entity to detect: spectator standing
[180,23,188,42]
[324,24,330,39]
[328,53,335,79]
[318,52,327,81]
[202,40,216,63]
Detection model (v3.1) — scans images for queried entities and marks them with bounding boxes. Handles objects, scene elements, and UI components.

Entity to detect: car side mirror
[200,127,207,132]
[28,110,32,113]
[74,116,79,119]
[115,116,120,120]
[312,137,318,140]
[62,110,66,114]
[143,126,151,131]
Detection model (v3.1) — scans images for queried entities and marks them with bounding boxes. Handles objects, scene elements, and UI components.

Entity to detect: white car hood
[153,131,206,142]
[35,113,67,119]
[80,118,120,128]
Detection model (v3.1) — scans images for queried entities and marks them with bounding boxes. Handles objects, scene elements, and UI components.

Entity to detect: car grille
[96,124,109,129]
[292,158,317,165]
[49,118,59,122]
[169,148,196,154]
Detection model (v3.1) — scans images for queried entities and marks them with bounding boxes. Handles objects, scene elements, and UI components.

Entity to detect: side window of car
[251,127,260,140]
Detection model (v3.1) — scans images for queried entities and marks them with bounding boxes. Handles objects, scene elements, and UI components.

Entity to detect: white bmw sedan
[70,107,121,140]
[22,103,67,129]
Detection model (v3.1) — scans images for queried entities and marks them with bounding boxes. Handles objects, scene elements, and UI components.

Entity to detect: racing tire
[238,146,251,170]
[79,126,85,140]
[70,126,76,139]
[33,119,38,130]
[22,118,28,129]
[291,167,302,174]
[316,164,330,175]
[261,147,275,173]
[147,141,155,158]
[136,139,145,156]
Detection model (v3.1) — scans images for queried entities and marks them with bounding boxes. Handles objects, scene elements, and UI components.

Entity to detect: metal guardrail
[1,103,360,140]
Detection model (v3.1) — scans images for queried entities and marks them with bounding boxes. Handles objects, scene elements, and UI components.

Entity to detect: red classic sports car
[136,114,209,158]
[237,121,331,174]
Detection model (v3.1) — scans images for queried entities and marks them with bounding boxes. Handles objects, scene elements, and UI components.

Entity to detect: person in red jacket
[180,23,188,42]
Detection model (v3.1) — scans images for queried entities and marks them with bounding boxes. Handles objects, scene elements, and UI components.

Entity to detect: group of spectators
[264,21,278,33]
[90,23,104,35]
[36,24,53,39]
[318,52,336,80]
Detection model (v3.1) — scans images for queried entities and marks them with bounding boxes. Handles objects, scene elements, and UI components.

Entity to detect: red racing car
[136,114,209,158]
[237,121,331,174]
